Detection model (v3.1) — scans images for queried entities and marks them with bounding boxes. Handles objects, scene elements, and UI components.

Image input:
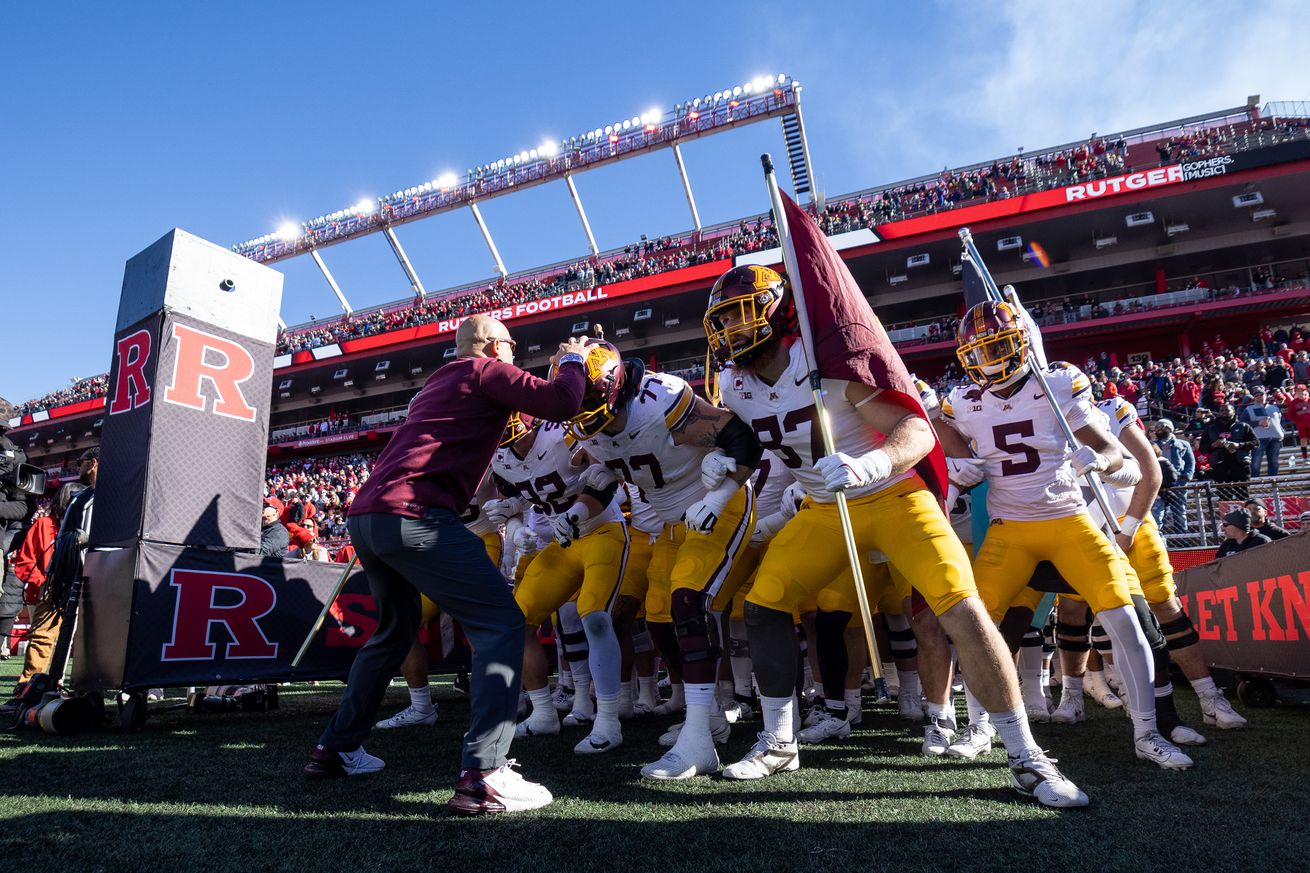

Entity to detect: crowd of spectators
[16,375,107,417]
[262,453,375,555]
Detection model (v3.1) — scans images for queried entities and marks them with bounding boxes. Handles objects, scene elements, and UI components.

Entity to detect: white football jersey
[1090,395,1144,524]
[491,420,622,536]
[942,362,1097,522]
[719,341,911,504]
[624,483,664,535]
[753,450,795,519]
[579,372,710,525]
[461,470,499,537]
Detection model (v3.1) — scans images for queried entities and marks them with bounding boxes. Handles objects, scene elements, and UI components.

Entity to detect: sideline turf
[1,658,1305,873]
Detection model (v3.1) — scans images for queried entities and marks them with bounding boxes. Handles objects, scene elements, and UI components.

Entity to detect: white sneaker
[514,716,560,737]
[147,688,165,702]
[448,760,552,815]
[1134,730,1194,769]
[801,704,825,728]
[657,716,730,747]
[922,716,957,757]
[551,686,575,713]
[723,699,754,724]
[1009,750,1089,808]
[653,698,684,717]
[633,699,657,718]
[375,704,437,729]
[1169,723,1207,746]
[796,708,852,744]
[640,739,720,780]
[1083,672,1124,710]
[1051,692,1085,725]
[574,722,623,755]
[721,732,801,780]
[898,691,924,721]
[1104,663,1126,697]
[562,710,594,727]
[946,723,995,759]
[1199,691,1247,729]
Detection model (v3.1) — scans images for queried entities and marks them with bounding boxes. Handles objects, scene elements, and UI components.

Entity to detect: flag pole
[957,228,1120,534]
[761,154,888,699]
[291,555,359,668]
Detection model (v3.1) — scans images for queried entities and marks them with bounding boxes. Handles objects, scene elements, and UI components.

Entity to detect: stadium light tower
[235,76,813,316]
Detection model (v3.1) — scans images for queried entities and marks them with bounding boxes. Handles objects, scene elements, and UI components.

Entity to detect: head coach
[305,315,589,815]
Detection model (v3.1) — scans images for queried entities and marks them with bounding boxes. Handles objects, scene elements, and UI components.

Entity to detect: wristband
[1120,515,1142,540]
[557,352,585,367]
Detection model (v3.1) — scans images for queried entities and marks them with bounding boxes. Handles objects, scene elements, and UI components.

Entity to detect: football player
[483,411,630,755]
[940,300,1190,769]
[567,340,762,780]
[704,266,1086,808]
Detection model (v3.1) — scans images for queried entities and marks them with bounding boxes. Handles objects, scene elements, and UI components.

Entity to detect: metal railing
[1156,473,1310,548]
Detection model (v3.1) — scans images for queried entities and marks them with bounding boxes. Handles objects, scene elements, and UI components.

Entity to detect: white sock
[665,682,685,710]
[963,679,989,728]
[1017,645,1044,700]
[802,660,815,693]
[408,685,434,714]
[844,688,861,720]
[898,669,921,702]
[1062,675,1084,697]
[1154,682,1174,698]
[637,675,659,706]
[717,679,736,708]
[990,706,1040,759]
[760,693,795,743]
[527,686,557,724]
[1189,675,1218,696]
[1097,605,1158,738]
[680,684,716,741]
[595,691,621,730]
[926,701,954,725]
[571,674,595,717]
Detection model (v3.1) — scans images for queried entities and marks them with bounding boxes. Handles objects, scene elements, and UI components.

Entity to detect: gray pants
[319,509,525,772]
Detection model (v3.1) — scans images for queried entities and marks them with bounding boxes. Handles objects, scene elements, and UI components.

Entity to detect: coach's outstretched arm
[479,336,592,421]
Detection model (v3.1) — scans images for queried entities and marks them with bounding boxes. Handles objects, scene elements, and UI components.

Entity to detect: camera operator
[0,425,37,657]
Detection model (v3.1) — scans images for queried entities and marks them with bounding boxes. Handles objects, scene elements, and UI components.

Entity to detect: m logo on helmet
[162,323,259,422]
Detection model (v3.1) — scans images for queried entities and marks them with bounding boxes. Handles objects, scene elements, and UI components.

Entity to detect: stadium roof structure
[232,75,816,321]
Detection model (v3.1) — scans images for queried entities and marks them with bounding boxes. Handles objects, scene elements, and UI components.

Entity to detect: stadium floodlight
[437,173,457,189]
[622,120,631,130]
[541,141,559,157]
[277,222,301,241]
[752,76,769,92]
[529,149,538,160]
[743,82,754,94]
[733,86,742,97]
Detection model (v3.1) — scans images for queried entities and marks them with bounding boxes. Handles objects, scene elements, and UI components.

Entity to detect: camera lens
[220,278,236,292]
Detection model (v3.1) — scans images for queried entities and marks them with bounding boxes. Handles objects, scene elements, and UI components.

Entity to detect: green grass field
[1,657,1306,873]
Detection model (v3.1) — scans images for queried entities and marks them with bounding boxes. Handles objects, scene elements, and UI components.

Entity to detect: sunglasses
[487,337,517,351]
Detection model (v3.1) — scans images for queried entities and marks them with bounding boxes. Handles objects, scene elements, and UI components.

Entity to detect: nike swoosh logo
[587,739,612,750]
[1033,394,1044,400]
[795,375,809,386]
[537,451,549,461]
[629,431,642,440]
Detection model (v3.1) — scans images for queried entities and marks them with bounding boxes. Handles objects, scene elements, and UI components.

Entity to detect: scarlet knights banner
[779,192,949,501]
[75,541,471,690]
[1175,532,1310,679]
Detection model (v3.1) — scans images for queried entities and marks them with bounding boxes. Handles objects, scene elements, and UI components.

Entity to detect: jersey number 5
[992,421,1041,476]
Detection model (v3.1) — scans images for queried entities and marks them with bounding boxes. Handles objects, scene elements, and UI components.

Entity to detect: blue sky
[2,1,1307,405]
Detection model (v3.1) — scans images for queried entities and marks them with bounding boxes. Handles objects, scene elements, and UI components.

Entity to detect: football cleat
[946,723,995,759]
[658,716,730,747]
[1025,698,1053,724]
[640,741,720,780]
[1169,723,1207,747]
[375,704,438,729]
[796,708,852,744]
[1009,750,1089,808]
[514,716,560,738]
[1083,672,1123,710]
[632,699,657,718]
[721,732,801,780]
[574,724,623,755]
[447,760,552,815]
[1134,730,1194,770]
[922,716,957,757]
[723,699,755,724]
[562,711,594,727]
[551,685,575,713]
[1051,692,1085,725]
[1103,663,1126,698]
[1199,691,1247,729]
[304,745,385,779]
[800,704,826,728]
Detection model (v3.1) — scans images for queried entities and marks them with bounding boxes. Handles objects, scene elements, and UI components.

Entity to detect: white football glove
[780,482,806,519]
[684,481,737,535]
[699,450,737,491]
[814,449,892,492]
[551,503,589,548]
[751,511,788,547]
[579,463,621,491]
[483,496,526,527]
[1066,446,1111,477]
[946,456,987,488]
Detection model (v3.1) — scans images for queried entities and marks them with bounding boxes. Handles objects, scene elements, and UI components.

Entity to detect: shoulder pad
[1046,361,1091,397]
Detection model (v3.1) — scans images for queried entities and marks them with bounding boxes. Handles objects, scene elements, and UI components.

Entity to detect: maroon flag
[780,192,949,502]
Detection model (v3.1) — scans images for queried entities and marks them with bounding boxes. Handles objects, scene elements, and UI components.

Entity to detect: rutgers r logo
[160,569,278,661]
[162,323,258,422]
[108,329,153,415]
